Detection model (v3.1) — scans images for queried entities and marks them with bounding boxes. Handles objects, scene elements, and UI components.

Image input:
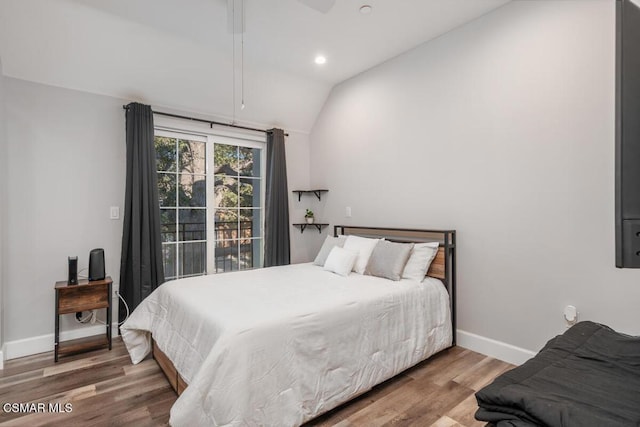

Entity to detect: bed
[475,321,640,427]
[121,225,456,426]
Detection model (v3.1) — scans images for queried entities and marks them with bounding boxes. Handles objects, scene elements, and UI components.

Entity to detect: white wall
[0,57,7,367]
[285,130,322,264]
[309,0,640,363]
[4,78,126,358]
[3,78,311,359]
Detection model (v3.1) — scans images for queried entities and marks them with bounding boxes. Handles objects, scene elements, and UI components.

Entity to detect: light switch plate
[110,206,120,220]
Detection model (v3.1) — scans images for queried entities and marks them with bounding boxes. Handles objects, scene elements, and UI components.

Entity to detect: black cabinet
[616,0,640,267]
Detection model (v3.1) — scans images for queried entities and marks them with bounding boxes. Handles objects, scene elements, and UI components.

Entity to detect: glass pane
[162,243,177,279]
[215,209,238,241]
[155,137,177,172]
[160,209,176,242]
[179,242,206,276]
[239,209,259,239]
[178,209,206,241]
[158,173,177,207]
[178,139,206,175]
[214,143,238,175]
[179,174,206,207]
[239,239,255,270]
[239,147,261,177]
[215,239,238,273]
[240,177,261,208]
[215,175,238,208]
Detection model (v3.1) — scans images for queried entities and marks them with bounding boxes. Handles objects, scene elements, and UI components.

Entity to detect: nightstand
[54,276,112,362]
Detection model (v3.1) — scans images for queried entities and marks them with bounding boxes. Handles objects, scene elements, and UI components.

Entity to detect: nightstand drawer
[57,283,109,314]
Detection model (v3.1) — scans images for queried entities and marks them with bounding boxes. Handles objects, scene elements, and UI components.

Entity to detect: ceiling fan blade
[298,0,336,14]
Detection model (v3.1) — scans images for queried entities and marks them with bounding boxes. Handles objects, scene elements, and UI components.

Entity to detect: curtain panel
[119,102,165,324]
[264,128,290,267]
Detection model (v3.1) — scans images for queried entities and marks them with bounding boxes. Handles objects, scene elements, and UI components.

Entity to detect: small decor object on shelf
[305,209,315,224]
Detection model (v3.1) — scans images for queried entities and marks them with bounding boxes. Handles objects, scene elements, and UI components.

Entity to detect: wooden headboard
[428,248,446,280]
[334,225,457,344]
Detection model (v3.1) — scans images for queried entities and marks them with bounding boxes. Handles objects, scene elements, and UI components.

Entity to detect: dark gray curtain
[119,102,164,324]
[264,128,290,267]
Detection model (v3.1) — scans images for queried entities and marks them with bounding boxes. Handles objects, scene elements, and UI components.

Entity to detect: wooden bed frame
[152,226,456,397]
[153,339,187,395]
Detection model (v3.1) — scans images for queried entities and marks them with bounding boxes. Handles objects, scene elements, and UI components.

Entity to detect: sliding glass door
[155,129,264,280]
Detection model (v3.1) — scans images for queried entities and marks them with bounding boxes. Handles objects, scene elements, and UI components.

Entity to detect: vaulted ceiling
[0,0,510,132]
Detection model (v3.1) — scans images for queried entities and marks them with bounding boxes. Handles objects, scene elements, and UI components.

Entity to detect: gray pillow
[313,235,347,266]
[365,240,414,281]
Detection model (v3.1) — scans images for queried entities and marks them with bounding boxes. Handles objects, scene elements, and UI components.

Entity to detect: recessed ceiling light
[359,5,372,14]
[315,55,327,65]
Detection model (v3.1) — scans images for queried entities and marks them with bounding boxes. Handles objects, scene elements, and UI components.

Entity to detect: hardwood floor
[306,346,513,427]
[0,338,513,426]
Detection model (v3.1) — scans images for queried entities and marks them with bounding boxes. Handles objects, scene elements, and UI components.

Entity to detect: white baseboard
[0,350,4,369]
[4,324,119,361]
[457,329,537,366]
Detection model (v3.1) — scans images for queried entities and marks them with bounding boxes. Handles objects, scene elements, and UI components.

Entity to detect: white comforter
[120,263,452,426]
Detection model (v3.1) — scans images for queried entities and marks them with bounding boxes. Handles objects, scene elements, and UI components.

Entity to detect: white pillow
[342,235,382,274]
[402,242,440,282]
[313,235,347,266]
[323,247,358,277]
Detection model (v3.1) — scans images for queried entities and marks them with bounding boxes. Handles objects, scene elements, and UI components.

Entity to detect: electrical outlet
[564,305,578,327]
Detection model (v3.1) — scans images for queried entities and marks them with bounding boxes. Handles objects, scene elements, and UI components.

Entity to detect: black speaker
[89,248,105,281]
[68,256,78,285]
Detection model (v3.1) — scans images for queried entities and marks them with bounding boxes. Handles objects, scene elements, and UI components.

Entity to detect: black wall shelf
[292,189,328,202]
[293,223,329,234]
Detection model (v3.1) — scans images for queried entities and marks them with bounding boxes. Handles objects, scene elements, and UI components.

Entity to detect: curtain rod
[122,105,288,136]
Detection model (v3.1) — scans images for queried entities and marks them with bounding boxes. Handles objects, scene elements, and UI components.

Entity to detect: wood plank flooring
[0,338,513,426]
